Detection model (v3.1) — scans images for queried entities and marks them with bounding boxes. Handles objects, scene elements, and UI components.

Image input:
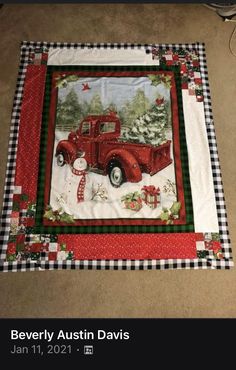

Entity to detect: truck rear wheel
[56,152,66,167]
[108,161,125,187]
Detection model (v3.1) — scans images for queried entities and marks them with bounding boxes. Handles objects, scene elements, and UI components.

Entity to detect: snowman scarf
[71,168,87,202]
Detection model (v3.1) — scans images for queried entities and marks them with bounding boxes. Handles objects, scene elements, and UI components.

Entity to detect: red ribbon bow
[142,185,160,196]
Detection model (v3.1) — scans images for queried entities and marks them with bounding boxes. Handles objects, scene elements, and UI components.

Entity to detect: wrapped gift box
[142,185,161,209]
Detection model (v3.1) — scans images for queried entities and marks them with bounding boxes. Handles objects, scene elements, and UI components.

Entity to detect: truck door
[78,121,96,166]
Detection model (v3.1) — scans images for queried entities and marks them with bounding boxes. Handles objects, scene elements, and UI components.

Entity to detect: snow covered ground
[49,130,177,220]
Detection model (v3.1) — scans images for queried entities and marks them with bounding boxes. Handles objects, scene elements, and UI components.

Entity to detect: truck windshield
[100,122,116,134]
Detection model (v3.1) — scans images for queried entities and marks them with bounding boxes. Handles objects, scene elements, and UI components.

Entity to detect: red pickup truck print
[56,113,172,187]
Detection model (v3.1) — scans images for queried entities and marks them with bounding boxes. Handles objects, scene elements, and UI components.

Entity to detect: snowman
[61,155,92,212]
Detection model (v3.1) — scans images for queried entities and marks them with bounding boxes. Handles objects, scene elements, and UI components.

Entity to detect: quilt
[0,42,233,271]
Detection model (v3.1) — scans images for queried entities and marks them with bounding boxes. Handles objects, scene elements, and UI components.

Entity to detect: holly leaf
[56,79,68,88]
[121,193,131,202]
[132,192,141,201]
[157,74,172,89]
[165,81,171,89]
[160,211,170,222]
[44,208,54,221]
[147,74,162,86]
[147,74,158,82]
[56,75,79,88]
[151,81,159,87]
[60,213,75,224]
[165,75,172,82]
[66,75,80,82]
[170,201,181,216]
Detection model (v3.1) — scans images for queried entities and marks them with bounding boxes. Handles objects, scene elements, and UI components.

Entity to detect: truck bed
[98,139,172,175]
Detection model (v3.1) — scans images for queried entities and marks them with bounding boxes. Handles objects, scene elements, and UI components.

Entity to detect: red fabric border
[59,233,198,260]
[15,65,47,201]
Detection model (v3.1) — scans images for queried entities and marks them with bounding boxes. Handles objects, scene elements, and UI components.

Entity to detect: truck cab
[56,113,121,168]
[73,114,121,167]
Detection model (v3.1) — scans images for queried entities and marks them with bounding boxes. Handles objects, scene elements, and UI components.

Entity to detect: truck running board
[89,167,105,175]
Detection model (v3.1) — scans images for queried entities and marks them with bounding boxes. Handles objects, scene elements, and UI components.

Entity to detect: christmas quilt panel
[0,42,233,271]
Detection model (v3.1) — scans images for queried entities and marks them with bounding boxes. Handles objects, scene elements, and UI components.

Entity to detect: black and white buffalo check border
[0,41,233,271]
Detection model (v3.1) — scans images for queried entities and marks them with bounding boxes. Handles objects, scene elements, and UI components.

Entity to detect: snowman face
[73,157,87,171]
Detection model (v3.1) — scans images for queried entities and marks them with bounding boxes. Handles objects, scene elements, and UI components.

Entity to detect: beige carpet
[0,3,236,318]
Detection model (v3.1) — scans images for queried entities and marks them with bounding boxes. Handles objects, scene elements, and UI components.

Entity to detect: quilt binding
[0,41,233,271]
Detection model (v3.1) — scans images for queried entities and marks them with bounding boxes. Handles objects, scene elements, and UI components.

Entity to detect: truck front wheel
[56,152,66,167]
[108,161,125,188]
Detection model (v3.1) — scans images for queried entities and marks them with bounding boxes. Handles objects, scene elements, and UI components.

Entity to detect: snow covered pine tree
[121,97,168,146]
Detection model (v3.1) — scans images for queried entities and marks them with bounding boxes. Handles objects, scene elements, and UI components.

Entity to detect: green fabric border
[34,65,194,234]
